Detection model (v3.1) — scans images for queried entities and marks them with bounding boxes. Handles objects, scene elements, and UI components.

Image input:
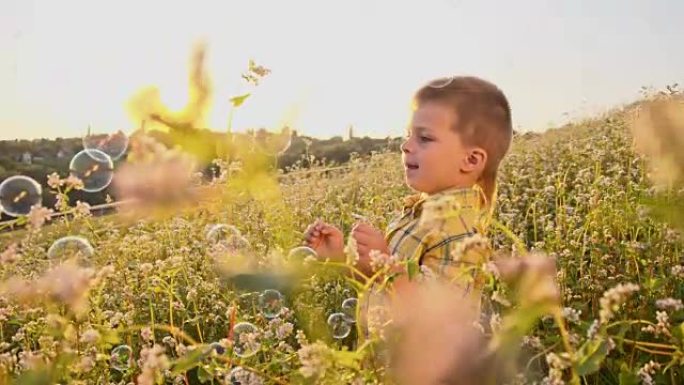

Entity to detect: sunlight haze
[1,0,682,140]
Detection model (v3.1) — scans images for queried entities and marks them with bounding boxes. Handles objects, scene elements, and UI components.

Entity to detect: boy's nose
[401,138,413,154]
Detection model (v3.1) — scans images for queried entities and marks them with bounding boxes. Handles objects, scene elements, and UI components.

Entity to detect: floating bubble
[69,149,114,192]
[83,129,129,161]
[202,341,226,361]
[258,289,283,319]
[209,341,226,355]
[110,344,133,372]
[341,298,358,323]
[0,175,42,217]
[232,322,260,358]
[327,312,351,339]
[229,366,262,385]
[287,246,318,262]
[225,235,251,254]
[47,236,94,265]
[253,127,292,155]
[427,76,455,89]
[206,224,242,245]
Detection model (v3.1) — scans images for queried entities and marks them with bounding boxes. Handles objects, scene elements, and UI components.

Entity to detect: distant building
[347,125,355,140]
[21,152,32,165]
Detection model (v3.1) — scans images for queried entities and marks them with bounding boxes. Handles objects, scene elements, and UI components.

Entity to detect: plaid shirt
[385,186,491,296]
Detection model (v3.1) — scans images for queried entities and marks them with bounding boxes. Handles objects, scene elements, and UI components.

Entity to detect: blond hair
[414,76,513,210]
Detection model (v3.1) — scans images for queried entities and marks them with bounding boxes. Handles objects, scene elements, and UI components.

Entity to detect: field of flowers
[0,89,683,385]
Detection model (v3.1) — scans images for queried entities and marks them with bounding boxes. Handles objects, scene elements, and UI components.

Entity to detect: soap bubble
[253,127,292,155]
[206,224,242,245]
[70,149,114,192]
[341,298,358,323]
[224,235,251,254]
[203,341,226,361]
[232,322,260,358]
[427,76,455,89]
[229,366,262,385]
[83,129,129,161]
[258,289,283,319]
[110,344,133,372]
[47,236,94,265]
[287,246,318,262]
[209,341,226,355]
[327,312,351,339]
[0,175,42,217]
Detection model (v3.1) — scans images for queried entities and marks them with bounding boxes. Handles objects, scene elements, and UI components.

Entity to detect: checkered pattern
[385,186,490,293]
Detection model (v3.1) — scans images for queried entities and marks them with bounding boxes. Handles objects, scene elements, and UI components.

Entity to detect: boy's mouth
[404,162,419,170]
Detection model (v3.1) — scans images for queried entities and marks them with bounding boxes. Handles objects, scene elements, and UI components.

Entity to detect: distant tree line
[0,130,402,220]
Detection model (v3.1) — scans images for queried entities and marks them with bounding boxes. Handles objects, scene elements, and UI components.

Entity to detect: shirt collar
[403,186,481,217]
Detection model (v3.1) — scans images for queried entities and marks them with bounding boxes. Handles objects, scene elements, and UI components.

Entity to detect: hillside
[0,98,682,384]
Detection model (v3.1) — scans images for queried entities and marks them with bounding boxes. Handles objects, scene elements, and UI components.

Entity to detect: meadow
[0,84,683,385]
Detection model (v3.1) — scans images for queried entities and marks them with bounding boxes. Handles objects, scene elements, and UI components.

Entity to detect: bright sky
[1,0,682,140]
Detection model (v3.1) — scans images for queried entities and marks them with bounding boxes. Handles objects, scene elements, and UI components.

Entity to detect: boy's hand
[351,222,390,268]
[303,219,344,261]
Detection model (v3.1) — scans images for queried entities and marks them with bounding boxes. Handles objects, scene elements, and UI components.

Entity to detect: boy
[304,76,512,298]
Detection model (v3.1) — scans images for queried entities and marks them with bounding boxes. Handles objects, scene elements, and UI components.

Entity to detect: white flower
[47,172,64,189]
[0,243,20,264]
[599,283,639,323]
[27,204,53,230]
[74,200,92,218]
[637,360,661,385]
[368,250,400,272]
[64,175,84,190]
[140,263,154,274]
[276,322,294,340]
[141,326,153,342]
[656,298,683,311]
[641,311,670,336]
[562,307,582,324]
[54,194,69,211]
[671,265,684,278]
[79,328,100,345]
[297,341,332,379]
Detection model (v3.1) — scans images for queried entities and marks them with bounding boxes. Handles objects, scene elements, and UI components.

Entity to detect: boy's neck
[423,184,475,197]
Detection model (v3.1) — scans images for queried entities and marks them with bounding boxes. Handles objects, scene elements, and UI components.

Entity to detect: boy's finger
[353,233,374,246]
[320,224,338,235]
[354,222,376,234]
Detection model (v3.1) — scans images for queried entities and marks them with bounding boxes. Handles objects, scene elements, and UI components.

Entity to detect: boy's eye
[419,136,433,142]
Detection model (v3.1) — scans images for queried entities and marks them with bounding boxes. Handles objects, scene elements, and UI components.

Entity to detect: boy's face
[401,101,479,194]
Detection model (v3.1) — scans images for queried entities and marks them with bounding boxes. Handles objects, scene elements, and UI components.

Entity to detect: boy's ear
[460,147,487,174]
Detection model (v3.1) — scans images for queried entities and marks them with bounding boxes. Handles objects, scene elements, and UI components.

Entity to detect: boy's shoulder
[388,187,486,237]
[402,193,424,212]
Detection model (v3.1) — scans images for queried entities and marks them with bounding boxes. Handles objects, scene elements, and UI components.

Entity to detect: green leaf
[99,327,121,347]
[197,365,215,383]
[575,337,610,376]
[230,93,251,107]
[331,349,361,369]
[15,366,53,385]
[406,258,419,280]
[171,347,206,374]
[619,363,639,385]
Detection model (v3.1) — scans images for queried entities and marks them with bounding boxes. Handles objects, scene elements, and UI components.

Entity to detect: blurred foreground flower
[114,133,200,216]
[1,260,98,315]
[387,282,493,385]
[27,204,53,230]
[631,98,684,187]
[493,252,561,309]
